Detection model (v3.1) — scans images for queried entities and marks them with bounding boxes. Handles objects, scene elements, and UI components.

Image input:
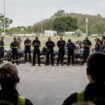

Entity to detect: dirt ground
[16,63,89,105]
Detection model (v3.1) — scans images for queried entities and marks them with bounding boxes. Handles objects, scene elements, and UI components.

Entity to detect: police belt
[0,96,25,105]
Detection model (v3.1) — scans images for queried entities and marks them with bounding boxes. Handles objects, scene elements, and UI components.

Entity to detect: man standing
[67,39,76,65]
[45,37,55,66]
[82,37,91,63]
[57,37,66,66]
[10,37,19,65]
[0,37,4,63]
[24,37,31,63]
[32,37,41,66]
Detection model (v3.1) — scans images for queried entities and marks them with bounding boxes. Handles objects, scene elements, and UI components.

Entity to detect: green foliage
[8,10,105,34]
[31,10,105,34]
[75,29,83,37]
[69,13,105,34]
[53,16,78,33]
[8,26,33,34]
[0,14,12,34]
[52,10,65,18]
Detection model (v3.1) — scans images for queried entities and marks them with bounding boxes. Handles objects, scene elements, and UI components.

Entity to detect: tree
[75,29,83,37]
[0,14,12,34]
[53,16,78,33]
[52,10,65,18]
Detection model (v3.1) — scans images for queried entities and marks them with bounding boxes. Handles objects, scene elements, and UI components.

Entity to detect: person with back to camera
[0,62,33,105]
[62,52,105,105]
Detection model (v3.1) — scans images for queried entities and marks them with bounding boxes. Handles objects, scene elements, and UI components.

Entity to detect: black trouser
[57,50,65,65]
[83,48,90,62]
[46,51,54,65]
[0,50,4,62]
[12,50,19,64]
[33,49,40,65]
[25,50,31,62]
[68,51,75,64]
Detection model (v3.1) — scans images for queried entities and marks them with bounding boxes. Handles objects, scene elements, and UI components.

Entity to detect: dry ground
[16,63,89,105]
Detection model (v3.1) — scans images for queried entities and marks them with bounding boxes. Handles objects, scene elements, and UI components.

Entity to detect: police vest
[0,96,25,105]
[77,92,105,104]
[77,92,84,102]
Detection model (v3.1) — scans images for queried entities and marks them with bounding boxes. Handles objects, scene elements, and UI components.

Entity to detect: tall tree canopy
[53,16,78,33]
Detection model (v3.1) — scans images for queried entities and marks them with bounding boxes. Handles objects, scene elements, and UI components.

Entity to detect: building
[64,32,75,36]
[44,30,57,37]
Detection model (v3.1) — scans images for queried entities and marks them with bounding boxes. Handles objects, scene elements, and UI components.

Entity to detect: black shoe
[52,64,54,66]
[57,64,59,66]
[45,63,49,66]
[16,63,19,65]
[61,63,64,66]
[38,64,41,66]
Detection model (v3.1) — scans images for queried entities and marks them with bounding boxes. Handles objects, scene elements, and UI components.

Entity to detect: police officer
[32,36,41,66]
[0,63,33,105]
[101,36,105,42]
[82,37,91,63]
[17,36,22,49]
[0,37,4,63]
[95,38,100,52]
[24,37,31,63]
[45,37,55,66]
[10,37,19,65]
[57,37,66,66]
[99,41,103,52]
[67,39,76,65]
[102,41,105,53]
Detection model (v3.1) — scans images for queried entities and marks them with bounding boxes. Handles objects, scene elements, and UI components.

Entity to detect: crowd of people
[0,36,105,66]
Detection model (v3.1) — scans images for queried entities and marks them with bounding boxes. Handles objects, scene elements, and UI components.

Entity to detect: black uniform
[57,40,66,65]
[10,41,19,64]
[24,39,31,62]
[102,46,105,53]
[32,40,41,65]
[83,40,91,62]
[67,42,76,65]
[0,88,33,105]
[95,42,100,52]
[46,41,55,65]
[0,40,4,63]
[62,83,105,105]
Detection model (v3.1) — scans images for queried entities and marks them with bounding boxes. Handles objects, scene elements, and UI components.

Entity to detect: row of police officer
[0,36,92,65]
[24,36,78,66]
